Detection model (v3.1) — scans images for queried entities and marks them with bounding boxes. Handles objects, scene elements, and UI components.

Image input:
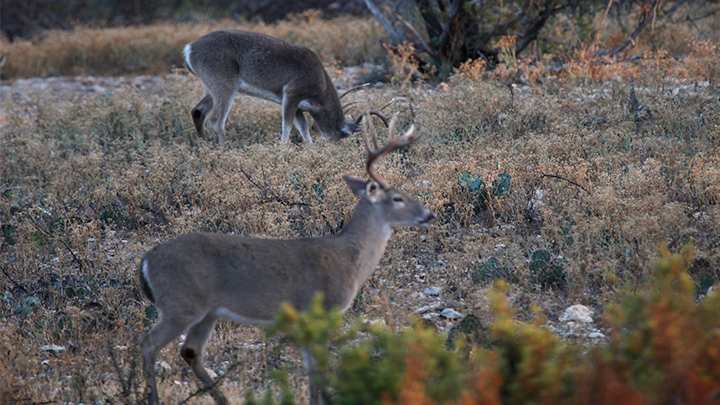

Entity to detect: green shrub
[266,246,720,404]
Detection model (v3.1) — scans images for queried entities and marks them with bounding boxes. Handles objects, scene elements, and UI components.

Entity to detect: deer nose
[421,210,437,225]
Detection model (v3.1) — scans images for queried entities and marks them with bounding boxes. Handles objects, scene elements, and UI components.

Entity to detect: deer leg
[181,312,229,405]
[207,85,239,145]
[281,94,302,143]
[141,317,191,405]
[293,110,312,143]
[302,347,330,405]
[191,93,213,139]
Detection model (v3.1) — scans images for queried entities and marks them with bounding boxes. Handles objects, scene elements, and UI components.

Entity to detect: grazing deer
[0,54,7,80]
[183,30,361,145]
[138,116,436,405]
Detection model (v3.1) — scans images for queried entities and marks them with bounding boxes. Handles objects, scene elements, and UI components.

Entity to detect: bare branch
[239,167,308,207]
[600,0,684,57]
[435,0,464,56]
[396,12,439,59]
[414,0,443,37]
[593,0,614,55]
[179,362,242,405]
[30,216,89,273]
[363,0,407,44]
[0,265,30,296]
[487,0,535,39]
[541,173,590,195]
[514,0,558,56]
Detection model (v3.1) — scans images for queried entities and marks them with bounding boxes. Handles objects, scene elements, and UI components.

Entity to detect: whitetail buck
[139,116,436,404]
[183,30,361,144]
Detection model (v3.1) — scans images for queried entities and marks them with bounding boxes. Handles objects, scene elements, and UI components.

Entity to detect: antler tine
[384,114,419,148]
[354,97,404,126]
[363,114,419,189]
[341,84,371,117]
[339,83,371,99]
[343,100,361,114]
[361,111,379,152]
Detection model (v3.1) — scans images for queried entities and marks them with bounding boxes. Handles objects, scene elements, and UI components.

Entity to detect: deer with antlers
[138,116,436,404]
[184,30,398,145]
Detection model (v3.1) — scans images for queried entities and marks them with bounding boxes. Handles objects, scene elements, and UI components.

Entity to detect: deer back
[185,30,325,97]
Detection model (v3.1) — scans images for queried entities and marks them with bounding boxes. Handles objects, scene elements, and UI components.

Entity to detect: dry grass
[1,12,719,405]
[0,14,386,79]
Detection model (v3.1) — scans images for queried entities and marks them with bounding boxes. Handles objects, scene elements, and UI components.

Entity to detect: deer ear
[344,176,383,201]
[344,176,367,196]
[364,181,382,202]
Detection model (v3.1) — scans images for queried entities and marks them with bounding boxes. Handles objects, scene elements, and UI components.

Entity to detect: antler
[339,83,371,99]
[340,84,369,117]
[342,100,361,114]
[363,113,419,189]
[339,81,405,128]
[354,98,405,127]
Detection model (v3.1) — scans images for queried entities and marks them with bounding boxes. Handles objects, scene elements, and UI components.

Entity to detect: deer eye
[392,196,404,203]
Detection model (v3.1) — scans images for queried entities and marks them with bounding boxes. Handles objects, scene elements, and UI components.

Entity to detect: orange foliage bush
[294,246,720,405]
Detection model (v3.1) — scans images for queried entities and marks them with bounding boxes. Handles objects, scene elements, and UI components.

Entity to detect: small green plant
[458,171,512,212]
[458,171,486,194]
[1,224,17,245]
[473,257,517,285]
[528,250,567,290]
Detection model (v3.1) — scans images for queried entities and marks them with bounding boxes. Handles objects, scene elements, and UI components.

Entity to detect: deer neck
[338,198,393,282]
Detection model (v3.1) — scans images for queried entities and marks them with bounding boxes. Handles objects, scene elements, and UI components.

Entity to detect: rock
[588,332,605,339]
[415,305,435,314]
[559,304,593,323]
[40,345,66,356]
[157,360,172,373]
[440,308,463,319]
[423,287,441,296]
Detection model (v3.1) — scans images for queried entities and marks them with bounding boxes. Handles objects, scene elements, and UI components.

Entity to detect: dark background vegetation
[3,0,719,80]
[0,0,368,40]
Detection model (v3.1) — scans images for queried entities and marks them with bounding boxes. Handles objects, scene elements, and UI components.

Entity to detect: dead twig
[541,173,591,195]
[0,264,30,295]
[30,216,90,273]
[239,167,308,207]
[108,344,141,401]
[394,12,439,59]
[593,0,614,55]
[178,361,242,405]
[601,0,682,57]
